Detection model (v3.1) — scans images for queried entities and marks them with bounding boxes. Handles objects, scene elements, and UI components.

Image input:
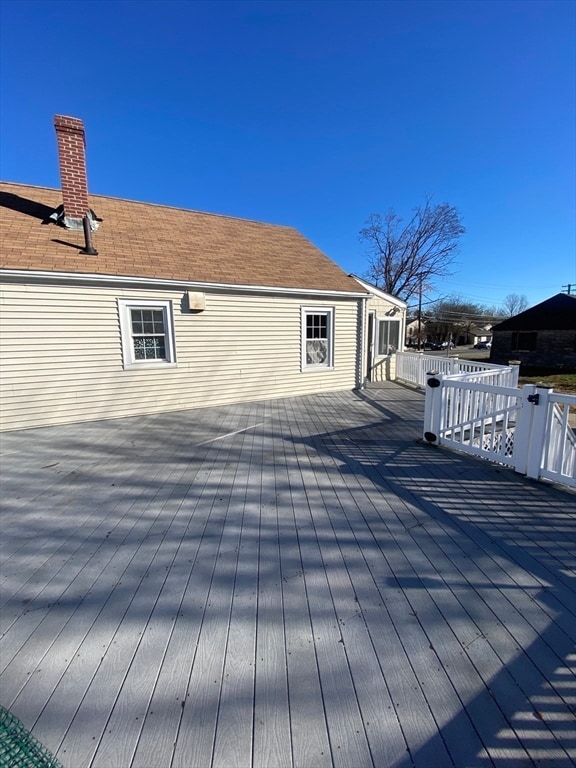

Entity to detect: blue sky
[1,0,574,311]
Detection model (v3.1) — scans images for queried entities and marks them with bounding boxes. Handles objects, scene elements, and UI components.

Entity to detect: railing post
[395,351,403,382]
[509,361,521,388]
[423,372,443,445]
[450,357,459,375]
[415,352,423,388]
[513,384,536,475]
[525,386,552,479]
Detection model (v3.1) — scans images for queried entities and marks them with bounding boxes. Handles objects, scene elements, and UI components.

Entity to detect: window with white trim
[118,299,176,369]
[301,307,334,370]
[377,319,400,356]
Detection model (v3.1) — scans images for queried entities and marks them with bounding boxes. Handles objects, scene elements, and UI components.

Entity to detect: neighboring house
[404,317,424,347]
[470,327,493,347]
[490,293,576,370]
[350,276,406,382]
[0,115,379,432]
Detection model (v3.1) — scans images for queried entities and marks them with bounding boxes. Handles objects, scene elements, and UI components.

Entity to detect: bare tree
[426,297,497,345]
[501,293,528,317]
[359,197,465,301]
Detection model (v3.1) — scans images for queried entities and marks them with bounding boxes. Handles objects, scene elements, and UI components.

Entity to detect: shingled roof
[0,181,364,294]
[491,293,576,331]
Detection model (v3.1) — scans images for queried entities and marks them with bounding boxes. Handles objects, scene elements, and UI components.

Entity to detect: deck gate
[423,374,576,490]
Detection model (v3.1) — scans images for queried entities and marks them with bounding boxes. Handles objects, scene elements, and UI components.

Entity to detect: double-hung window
[301,307,334,370]
[377,319,400,356]
[118,299,176,369]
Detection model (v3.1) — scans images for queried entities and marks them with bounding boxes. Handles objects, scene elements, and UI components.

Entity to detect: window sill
[302,366,335,373]
[123,361,178,371]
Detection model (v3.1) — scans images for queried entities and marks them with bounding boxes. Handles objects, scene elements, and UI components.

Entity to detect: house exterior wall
[365,294,405,382]
[0,280,362,431]
[491,329,576,370]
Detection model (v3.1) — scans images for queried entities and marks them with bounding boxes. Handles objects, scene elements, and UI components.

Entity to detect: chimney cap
[54,115,86,142]
[54,114,85,125]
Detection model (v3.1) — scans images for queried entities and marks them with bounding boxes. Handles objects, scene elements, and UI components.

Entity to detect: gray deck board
[252,431,291,768]
[128,459,234,767]
[1,383,575,768]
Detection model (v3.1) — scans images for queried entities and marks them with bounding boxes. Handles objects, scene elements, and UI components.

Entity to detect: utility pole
[562,284,573,295]
[417,278,423,351]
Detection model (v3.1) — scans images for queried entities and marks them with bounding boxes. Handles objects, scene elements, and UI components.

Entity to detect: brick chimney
[54,114,91,230]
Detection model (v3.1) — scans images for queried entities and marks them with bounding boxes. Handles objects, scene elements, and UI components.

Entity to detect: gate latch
[527,393,540,405]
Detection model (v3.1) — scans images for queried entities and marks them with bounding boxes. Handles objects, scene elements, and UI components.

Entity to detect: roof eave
[349,274,407,308]
[0,268,369,298]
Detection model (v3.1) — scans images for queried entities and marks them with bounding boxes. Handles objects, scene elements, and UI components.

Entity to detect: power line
[431,310,500,318]
[406,308,502,320]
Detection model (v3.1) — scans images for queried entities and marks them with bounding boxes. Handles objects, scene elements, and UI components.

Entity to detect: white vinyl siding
[0,282,361,431]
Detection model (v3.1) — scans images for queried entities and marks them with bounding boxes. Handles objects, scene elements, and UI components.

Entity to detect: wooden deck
[0,382,575,768]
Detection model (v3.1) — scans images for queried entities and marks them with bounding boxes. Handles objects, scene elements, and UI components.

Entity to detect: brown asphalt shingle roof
[0,182,364,294]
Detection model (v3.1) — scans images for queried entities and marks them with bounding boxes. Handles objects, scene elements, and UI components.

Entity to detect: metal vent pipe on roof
[80,215,98,255]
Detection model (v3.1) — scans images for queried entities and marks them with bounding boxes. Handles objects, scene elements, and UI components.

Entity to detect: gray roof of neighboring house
[491,293,576,332]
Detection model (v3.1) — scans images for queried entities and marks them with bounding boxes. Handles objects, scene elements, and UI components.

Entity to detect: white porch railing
[423,374,576,490]
[395,351,519,389]
[539,393,576,485]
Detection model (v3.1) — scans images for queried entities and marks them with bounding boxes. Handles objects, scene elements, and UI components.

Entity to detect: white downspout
[358,296,368,389]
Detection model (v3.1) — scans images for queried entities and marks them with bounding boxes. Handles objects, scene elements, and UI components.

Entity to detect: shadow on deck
[299,385,576,767]
[0,382,574,767]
